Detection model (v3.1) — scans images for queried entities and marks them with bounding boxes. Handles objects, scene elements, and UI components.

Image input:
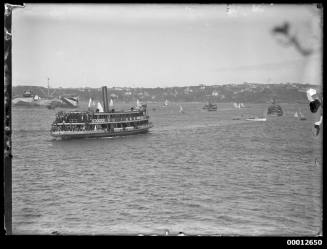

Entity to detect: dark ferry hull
[51,126,152,140]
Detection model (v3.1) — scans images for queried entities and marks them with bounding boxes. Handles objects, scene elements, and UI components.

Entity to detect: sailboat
[136,99,141,107]
[160,99,169,108]
[97,102,104,112]
[88,98,93,111]
[109,99,114,110]
[179,105,184,113]
[233,103,240,109]
[294,109,306,120]
[233,102,245,109]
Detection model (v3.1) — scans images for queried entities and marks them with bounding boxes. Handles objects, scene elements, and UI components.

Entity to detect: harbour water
[12,102,322,235]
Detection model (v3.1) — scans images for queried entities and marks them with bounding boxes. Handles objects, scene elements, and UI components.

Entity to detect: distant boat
[46,95,79,109]
[109,98,114,111]
[294,109,306,120]
[246,108,267,121]
[14,77,79,109]
[41,77,78,109]
[207,104,217,111]
[299,115,306,120]
[267,98,283,116]
[233,102,245,109]
[233,103,240,109]
[12,90,41,106]
[87,97,97,111]
[299,114,306,120]
[160,99,168,108]
[13,89,78,109]
[22,90,34,98]
[136,99,142,109]
[179,105,184,113]
[61,96,79,107]
[203,101,217,111]
[245,117,267,122]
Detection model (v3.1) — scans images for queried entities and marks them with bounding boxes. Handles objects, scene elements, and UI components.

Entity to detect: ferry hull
[51,126,152,140]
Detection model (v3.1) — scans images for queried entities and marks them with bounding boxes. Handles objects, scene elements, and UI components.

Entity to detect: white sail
[88,98,92,108]
[234,103,241,108]
[179,105,183,112]
[33,95,41,100]
[164,99,168,106]
[109,99,114,108]
[97,102,104,112]
[136,99,141,108]
[294,112,299,118]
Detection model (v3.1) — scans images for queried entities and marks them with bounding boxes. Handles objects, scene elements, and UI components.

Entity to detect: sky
[12,4,322,88]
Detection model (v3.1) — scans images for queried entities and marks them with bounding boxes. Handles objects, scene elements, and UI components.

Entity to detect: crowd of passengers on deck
[52,124,87,132]
[55,111,89,123]
[55,111,146,124]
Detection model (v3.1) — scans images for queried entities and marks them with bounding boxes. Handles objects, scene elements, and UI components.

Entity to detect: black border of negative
[3,2,16,236]
[1,2,326,247]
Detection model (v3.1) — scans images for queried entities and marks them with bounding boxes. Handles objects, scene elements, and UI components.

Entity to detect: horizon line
[12,82,320,89]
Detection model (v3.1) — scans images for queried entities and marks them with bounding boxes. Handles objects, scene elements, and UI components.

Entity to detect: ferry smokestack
[101,86,109,112]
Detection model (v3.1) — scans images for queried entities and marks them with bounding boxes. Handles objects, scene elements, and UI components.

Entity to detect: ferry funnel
[101,86,109,112]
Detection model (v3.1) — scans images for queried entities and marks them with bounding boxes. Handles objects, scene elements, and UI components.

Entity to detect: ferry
[50,86,153,139]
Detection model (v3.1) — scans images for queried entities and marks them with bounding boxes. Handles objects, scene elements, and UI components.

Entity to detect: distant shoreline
[11,83,320,104]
